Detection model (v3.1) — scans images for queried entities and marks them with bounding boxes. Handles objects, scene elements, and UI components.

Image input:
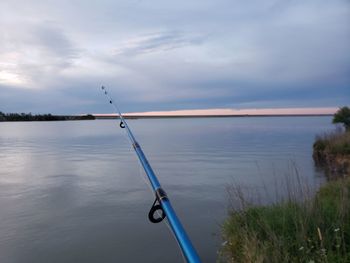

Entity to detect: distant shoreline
[0,112,95,122]
[95,114,333,119]
[0,113,333,122]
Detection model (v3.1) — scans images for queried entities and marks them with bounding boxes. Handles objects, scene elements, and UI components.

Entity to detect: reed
[313,129,350,179]
[219,175,350,262]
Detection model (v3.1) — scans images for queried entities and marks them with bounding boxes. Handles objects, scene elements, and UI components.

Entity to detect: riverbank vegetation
[220,107,350,262]
[0,111,95,122]
[313,106,350,179]
[332,106,350,131]
[313,130,350,178]
[220,177,350,262]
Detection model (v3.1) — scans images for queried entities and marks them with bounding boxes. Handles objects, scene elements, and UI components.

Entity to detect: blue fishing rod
[101,86,201,263]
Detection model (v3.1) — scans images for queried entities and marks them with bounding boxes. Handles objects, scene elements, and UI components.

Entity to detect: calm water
[0,117,333,262]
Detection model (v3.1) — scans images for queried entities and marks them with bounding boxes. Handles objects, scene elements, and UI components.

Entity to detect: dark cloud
[0,0,349,113]
[32,23,80,59]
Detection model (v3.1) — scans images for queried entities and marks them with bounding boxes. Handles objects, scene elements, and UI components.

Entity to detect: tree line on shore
[0,111,95,121]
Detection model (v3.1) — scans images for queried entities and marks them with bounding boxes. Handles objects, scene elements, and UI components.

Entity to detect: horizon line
[93,107,340,117]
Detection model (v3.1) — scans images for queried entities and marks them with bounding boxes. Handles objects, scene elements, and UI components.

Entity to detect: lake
[0,117,334,262]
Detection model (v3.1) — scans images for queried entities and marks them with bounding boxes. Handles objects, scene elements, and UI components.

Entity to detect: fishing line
[134,150,186,262]
[113,107,181,259]
[100,85,201,263]
[136,160,187,262]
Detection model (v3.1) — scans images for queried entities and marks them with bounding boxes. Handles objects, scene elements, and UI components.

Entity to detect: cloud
[32,23,80,59]
[0,21,81,88]
[0,0,349,113]
[113,31,204,56]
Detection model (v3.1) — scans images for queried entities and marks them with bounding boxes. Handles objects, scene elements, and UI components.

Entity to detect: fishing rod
[101,86,202,263]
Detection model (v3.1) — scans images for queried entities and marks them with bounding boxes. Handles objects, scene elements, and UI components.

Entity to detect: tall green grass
[313,130,350,179]
[219,177,350,262]
[314,130,350,156]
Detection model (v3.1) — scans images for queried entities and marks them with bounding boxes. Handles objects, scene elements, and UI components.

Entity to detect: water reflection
[0,117,333,262]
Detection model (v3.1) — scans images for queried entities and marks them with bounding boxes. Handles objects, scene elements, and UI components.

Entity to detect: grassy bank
[313,130,350,178]
[220,177,350,262]
[220,130,350,262]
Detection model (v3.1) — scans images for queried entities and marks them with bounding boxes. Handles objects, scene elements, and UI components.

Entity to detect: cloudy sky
[0,0,349,114]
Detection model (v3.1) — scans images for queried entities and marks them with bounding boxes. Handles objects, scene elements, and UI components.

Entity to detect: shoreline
[0,113,95,122]
[94,114,333,119]
[0,114,333,122]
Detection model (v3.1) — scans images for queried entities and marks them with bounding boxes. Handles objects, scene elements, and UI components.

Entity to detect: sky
[0,0,349,114]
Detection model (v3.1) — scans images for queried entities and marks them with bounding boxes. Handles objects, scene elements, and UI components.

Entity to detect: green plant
[333,107,350,131]
[220,177,350,263]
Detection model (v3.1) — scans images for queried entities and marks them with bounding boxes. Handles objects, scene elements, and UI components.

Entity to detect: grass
[220,177,350,262]
[314,130,350,156]
[219,128,350,262]
[313,129,350,179]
